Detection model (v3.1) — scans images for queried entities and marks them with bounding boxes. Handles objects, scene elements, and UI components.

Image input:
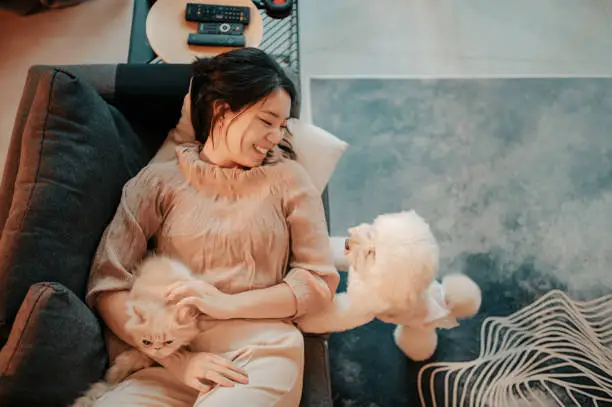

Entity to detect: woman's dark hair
[190,48,299,160]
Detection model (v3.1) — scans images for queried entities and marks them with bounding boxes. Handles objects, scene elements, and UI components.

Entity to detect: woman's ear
[212,100,230,119]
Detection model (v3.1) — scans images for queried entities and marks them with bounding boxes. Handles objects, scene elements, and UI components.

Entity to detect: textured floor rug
[310,77,612,407]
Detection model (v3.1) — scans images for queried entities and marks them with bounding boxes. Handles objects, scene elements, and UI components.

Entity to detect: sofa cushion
[0,67,150,346]
[0,282,107,407]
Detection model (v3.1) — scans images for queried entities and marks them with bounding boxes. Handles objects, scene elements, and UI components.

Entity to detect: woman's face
[205,88,292,168]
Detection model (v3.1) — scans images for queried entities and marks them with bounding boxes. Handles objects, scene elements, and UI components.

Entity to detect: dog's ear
[362,224,376,259]
[349,223,376,250]
[347,223,377,269]
[363,242,375,260]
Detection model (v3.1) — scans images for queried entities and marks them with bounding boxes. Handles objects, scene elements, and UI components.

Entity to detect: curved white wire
[418,290,612,407]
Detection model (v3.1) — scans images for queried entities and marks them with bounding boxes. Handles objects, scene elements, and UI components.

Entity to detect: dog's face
[344,211,440,315]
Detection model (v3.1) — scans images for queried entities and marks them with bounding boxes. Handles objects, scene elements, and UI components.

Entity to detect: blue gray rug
[310,77,612,407]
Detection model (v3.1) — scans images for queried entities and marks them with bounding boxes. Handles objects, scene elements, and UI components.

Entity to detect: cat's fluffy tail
[70,349,153,407]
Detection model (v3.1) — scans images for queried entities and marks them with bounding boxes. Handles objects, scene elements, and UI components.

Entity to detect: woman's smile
[254,145,268,156]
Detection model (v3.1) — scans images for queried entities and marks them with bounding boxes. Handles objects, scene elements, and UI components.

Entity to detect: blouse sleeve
[282,162,340,318]
[85,164,169,310]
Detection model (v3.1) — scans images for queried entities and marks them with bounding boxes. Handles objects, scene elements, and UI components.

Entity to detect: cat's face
[125,301,200,359]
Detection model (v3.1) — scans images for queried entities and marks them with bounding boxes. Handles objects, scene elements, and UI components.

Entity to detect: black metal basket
[256,0,300,77]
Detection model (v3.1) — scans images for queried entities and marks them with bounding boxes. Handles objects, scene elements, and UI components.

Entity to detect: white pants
[95,320,304,407]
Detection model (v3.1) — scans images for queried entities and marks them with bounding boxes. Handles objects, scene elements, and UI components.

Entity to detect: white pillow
[286,118,348,193]
[153,91,348,193]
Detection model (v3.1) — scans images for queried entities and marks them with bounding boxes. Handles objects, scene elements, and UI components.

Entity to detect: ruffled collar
[175,143,284,196]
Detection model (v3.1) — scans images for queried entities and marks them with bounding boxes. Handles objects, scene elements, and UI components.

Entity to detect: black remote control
[198,22,244,35]
[188,33,246,47]
[185,3,250,24]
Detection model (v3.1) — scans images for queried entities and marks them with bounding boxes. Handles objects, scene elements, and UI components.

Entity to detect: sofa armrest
[329,236,349,271]
[301,334,333,407]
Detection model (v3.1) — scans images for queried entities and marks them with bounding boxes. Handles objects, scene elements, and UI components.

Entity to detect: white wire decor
[418,289,612,407]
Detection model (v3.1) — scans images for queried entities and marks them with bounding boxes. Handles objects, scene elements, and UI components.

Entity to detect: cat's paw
[106,349,153,383]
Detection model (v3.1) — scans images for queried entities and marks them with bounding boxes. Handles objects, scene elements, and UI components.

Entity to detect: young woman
[85,48,340,407]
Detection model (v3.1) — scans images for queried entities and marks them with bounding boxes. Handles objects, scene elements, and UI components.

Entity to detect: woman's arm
[168,279,298,320]
[91,165,249,390]
[229,283,296,318]
[97,291,136,347]
[228,164,340,320]
[86,165,167,321]
[225,163,339,320]
[280,163,340,318]
[223,164,339,320]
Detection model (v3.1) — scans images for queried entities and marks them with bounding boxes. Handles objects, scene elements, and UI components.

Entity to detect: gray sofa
[0,64,332,407]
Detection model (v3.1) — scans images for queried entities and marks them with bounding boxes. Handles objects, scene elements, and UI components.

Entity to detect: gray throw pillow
[0,283,107,407]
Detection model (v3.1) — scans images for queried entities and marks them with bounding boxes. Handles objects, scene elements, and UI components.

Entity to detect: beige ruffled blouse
[86,143,339,320]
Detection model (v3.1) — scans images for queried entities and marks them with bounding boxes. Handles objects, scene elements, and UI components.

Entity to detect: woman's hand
[164,279,240,320]
[164,279,221,302]
[161,350,249,392]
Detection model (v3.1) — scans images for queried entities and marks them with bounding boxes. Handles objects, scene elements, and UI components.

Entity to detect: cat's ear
[175,303,199,325]
[127,303,147,324]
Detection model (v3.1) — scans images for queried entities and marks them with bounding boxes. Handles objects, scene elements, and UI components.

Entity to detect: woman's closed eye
[259,117,287,130]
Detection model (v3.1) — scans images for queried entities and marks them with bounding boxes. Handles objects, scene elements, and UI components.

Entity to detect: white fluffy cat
[71,255,202,407]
